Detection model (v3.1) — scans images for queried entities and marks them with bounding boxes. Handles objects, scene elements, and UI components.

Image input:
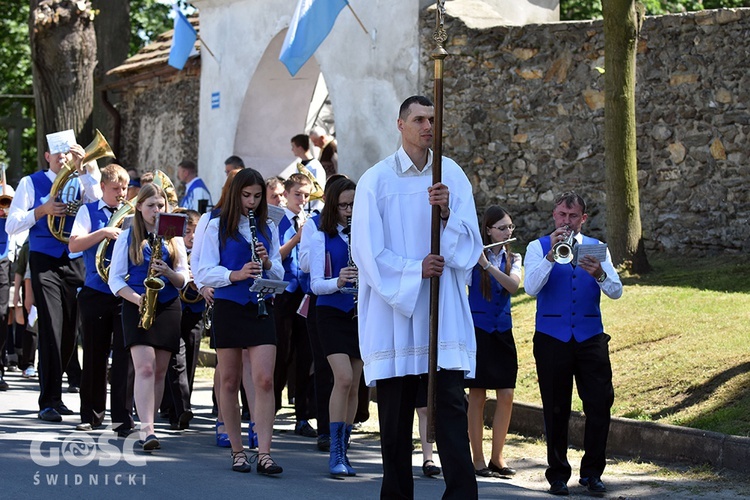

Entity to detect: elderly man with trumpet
[524,191,622,497]
[6,132,106,422]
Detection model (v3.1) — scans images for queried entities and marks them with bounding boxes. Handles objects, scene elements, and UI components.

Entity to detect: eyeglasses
[337,202,354,210]
[490,224,515,232]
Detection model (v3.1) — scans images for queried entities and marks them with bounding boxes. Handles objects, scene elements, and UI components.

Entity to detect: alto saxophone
[247,211,269,319]
[139,233,165,330]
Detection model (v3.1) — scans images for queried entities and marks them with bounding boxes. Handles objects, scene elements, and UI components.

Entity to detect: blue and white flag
[168,4,197,70]
[279,0,348,77]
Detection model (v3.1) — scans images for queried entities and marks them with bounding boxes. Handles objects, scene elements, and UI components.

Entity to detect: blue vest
[278,214,310,294]
[29,171,79,257]
[316,231,355,313]
[468,257,512,333]
[0,218,8,258]
[213,226,274,305]
[536,235,604,342]
[180,178,211,210]
[82,202,114,294]
[126,232,179,303]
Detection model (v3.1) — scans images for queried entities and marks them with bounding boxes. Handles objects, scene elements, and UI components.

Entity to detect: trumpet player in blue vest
[108,182,189,451]
[308,178,361,477]
[466,206,522,479]
[68,164,134,435]
[196,168,284,474]
[524,192,622,497]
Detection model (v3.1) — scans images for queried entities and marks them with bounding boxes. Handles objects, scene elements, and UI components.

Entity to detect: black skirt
[465,327,518,389]
[316,305,360,359]
[122,298,182,353]
[212,298,276,349]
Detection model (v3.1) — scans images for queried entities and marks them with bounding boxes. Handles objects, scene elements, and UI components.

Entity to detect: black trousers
[163,309,202,421]
[533,332,614,483]
[305,294,333,433]
[78,286,133,427]
[376,371,477,500]
[273,289,313,419]
[29,252,84,410]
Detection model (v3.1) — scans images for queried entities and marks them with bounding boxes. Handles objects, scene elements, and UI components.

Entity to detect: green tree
[561,0,750,20]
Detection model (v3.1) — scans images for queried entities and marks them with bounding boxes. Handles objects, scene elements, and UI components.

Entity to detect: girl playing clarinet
[196,168,284,474]
[308,178,360,477]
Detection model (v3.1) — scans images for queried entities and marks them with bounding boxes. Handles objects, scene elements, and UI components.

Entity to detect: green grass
[511,253,750,437]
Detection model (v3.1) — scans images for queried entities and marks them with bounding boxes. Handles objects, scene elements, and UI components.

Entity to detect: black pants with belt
[29,252,84,411]
[78,286,133,427]
[533,331,614,483]
[376,370,477,500]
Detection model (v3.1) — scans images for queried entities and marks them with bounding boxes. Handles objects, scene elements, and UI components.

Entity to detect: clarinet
[344,216,359,319]
[247,211,269,319]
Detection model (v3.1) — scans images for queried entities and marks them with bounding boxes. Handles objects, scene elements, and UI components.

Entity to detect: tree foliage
[128,0,192,56]
[561,0,750,20]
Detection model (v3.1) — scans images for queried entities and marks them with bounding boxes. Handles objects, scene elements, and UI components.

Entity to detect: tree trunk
[29,0,98,165]
[91,0,130,158]
[602,0,650,272]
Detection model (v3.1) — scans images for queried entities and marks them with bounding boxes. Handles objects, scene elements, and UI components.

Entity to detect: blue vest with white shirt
[468,256,512,333]
[315,230,355,313]
[180,178,211,210]
[213,225,274,305]
[278,213,310,294]
[535,234,604,342]
[126,232,179,303]
[82,201,115,294]
[29,170,79,257]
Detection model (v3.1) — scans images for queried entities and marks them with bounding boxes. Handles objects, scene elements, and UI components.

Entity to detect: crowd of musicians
[0,96,623,499]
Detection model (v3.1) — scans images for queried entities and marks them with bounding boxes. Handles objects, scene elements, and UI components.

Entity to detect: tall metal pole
[426,0,448,444]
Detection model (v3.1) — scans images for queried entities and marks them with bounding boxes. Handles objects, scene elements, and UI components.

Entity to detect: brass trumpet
[48,129,115,243]
[552,225,575,264]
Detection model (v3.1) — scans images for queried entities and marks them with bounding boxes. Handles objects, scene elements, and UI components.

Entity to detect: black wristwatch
[596,271,607,283]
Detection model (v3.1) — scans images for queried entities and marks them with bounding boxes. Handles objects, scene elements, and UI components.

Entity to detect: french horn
[47,129,115,243]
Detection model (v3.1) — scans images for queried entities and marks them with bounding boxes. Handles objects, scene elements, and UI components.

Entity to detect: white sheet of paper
[575,243,608,265]
[266,204,286,227]
[46,130,76,155]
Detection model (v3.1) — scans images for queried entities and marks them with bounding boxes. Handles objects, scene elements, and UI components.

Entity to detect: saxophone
[247,211,269,319]
[138,233,166,330]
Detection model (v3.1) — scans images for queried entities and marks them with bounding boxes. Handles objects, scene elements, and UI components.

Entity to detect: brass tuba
[95,170,177,283]
[138,233,165,330]
[296,162,324,202]
[47,129,115,243]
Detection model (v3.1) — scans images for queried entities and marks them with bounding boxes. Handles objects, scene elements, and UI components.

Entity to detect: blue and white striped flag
[279,0,349,77]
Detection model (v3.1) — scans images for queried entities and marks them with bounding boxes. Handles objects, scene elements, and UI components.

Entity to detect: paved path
[1,370,747,499]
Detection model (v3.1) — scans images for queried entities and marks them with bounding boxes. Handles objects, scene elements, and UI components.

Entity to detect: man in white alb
[352,95,481,500]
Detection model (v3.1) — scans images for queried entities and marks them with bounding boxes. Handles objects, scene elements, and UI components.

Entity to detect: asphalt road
[1,369,747,499]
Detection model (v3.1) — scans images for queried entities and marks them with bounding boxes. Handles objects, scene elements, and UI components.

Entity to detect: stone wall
[114,62,200,194]
[420,8,750,256]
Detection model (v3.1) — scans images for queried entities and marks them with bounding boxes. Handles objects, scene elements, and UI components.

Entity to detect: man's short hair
[101,163,129,185]
[178,160,197,173]
[224,155,245,169]
[266,176,284,190]
[140,171,154,184]
[291,134,311,151]
[309,126,327,138]
[284,173,311,192]
[399,95,434,120]
[554,191,587,213]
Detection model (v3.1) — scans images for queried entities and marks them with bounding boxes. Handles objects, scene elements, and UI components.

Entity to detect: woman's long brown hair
[480,205,513,301]
[128,182,177,266]
[319,178,356,237]
[219,168,269,246]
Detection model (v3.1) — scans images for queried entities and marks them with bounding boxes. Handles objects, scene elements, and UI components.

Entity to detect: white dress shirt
[309,223,348,296]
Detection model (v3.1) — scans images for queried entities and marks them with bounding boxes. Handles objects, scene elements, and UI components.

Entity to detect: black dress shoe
[178,410,193,430]
[38,408,63,422]
[488,460,516,477]
[579,476,607,495]
[422,460,441,477]
[475,467,500,478]
[549,480,569,496]
[141,434,160,451]
[56,404,75,416]
[115,427,135,438]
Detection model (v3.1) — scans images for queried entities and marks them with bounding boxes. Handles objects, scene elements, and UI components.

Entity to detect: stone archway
[234,29,331,179]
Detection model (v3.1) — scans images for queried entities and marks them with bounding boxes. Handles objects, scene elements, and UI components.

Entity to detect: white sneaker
[22,366,37,378]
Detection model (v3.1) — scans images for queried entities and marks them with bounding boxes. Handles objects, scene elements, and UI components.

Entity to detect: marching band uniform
[179,176,212,213]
